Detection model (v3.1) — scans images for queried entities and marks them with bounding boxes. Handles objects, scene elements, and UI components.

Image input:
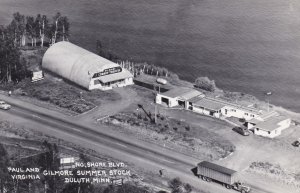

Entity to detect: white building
[156,87,203,108]
[246,115,291,138]
[42,42,133,90]
[187,96,261,120]
[187,97,225,118]
[156,87,291,138]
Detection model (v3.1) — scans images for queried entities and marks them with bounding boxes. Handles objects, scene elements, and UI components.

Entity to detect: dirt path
[74,87,138,123]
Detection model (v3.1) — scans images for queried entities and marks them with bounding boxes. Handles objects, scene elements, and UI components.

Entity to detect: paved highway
[0,96,295,193]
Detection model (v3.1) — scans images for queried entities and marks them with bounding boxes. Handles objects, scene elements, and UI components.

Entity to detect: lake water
[1,0,300,112]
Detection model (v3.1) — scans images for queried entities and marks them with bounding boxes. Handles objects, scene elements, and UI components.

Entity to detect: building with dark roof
[42,42,133,90]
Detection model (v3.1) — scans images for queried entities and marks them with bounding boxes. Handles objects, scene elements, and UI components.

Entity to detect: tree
[26,16,35,46]
[34,14,42,47]
[194,76,217,92]
[168,178,193,193]
[0,30,24,82]
[0,143,13,193]
[60,16,70,41]
[96,40,119,61]
[50,12,69,44]
[34,14,49,47]
[52,12,61,44]
[9,12,26,47]
[40,15,49,47]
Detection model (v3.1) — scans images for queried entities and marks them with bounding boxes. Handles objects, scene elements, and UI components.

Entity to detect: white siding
[253,118,291,138]
[221,106,258,120]
[253,128,278,138]
[156,94,178,107]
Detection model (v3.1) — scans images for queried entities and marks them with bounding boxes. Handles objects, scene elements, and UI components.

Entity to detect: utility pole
[154,104,157,123]
[265,91,272,112]
[153,84,161,123]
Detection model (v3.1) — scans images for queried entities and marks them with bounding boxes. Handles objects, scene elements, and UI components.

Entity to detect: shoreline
[131,63,300,123]
[3,46,300,124]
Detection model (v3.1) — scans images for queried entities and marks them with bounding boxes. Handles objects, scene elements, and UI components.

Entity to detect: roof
[160,87,202,100]
[198,161,236,175]
[258,111,279,121]
[189,96,261,113]
[191,97,226,111]
[254,115,290,132]
[42,41,130,89]
[205,97,261,115]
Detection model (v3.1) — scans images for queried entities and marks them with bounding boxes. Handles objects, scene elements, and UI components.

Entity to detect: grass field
[1,75,121,114]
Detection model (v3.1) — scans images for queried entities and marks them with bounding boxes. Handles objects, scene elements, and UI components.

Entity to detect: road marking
[31,114,41,118]
[116,143,127,148]
[160,158,175,164]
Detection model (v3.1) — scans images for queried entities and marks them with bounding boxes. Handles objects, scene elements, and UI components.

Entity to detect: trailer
[197,161,251,193]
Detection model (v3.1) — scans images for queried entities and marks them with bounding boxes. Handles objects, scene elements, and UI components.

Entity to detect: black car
[233,127,250,136]
[292,140,300,147]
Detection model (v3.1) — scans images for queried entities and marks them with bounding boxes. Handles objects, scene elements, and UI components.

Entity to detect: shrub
[168,177,193,193]
[239,118,246,123]
[160,127,168,133]
[194,77,217,92]
[185,125,191,131]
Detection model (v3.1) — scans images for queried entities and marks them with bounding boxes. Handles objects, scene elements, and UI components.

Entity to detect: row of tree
[0,29,27,83]
[0,12,70,83]
[1,12,70,48]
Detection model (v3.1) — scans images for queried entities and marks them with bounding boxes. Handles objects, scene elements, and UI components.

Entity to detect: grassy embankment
[1,77,121,114]
[247,162,300,188]
[101,112,235,160]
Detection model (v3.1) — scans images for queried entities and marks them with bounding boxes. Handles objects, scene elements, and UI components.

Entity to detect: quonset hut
[42,42,133,90]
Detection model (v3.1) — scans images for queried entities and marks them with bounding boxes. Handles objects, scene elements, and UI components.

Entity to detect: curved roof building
[42,42,133,90]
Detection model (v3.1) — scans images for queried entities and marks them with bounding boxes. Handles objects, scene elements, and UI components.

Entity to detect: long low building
[187,96,261,120]
[156,87,291,138]
[156,87,262,120]
[42,42,133,90]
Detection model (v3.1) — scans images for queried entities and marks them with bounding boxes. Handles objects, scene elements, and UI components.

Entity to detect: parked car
[292,139,300,147]
[0,101,11,110]
[233,127,250,136]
